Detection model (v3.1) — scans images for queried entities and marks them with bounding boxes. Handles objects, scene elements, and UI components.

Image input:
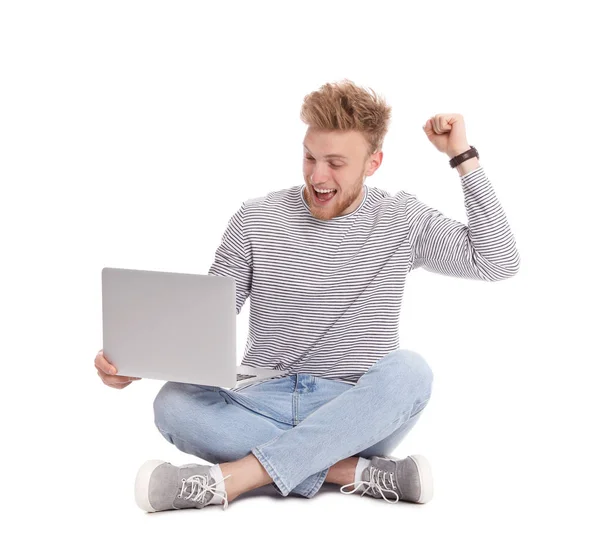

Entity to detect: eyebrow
[303,144,348,159]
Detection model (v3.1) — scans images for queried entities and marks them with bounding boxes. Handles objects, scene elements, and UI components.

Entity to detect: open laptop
[101,267,288,389]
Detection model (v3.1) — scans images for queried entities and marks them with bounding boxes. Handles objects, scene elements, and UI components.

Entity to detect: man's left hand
[423,113,470,158]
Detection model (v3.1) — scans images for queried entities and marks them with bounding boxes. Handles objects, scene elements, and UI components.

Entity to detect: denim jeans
[153,348,433,498]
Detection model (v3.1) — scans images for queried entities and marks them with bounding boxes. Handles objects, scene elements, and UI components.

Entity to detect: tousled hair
[300,79,392,159]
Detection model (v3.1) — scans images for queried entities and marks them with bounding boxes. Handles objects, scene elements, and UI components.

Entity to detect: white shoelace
[178,473,232,510]
[340,465,400,503]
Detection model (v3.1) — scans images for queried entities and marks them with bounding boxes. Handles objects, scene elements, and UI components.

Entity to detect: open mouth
[312,184,337,203]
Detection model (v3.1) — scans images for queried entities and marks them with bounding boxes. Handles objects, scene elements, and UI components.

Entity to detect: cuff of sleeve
[459,165,484,181]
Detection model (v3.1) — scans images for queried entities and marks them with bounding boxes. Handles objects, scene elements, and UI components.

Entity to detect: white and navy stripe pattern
[208,166,520,387]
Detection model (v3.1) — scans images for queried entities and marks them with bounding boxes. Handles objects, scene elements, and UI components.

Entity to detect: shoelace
[340,465,400,503]
[178,473,232,510]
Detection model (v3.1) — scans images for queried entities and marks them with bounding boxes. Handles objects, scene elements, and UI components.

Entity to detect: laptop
[101,267,288,389]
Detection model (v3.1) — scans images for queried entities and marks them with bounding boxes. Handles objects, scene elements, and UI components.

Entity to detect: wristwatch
[449,145,479,168]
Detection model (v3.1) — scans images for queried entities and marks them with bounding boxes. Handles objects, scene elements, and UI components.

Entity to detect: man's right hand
[95,349,141,389]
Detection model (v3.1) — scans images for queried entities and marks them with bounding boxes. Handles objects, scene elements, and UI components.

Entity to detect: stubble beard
[304,176,364,221]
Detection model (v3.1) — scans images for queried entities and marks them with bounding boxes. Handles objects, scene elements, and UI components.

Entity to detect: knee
[153,381,190,435]
[379,349,434,399]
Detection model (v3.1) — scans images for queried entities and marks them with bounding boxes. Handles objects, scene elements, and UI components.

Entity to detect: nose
[310,162,330,185]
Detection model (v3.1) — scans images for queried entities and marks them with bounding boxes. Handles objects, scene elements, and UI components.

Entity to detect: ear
[364,151,383,177]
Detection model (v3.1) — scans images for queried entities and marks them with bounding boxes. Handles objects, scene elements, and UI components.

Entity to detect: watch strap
[449,145,479,168]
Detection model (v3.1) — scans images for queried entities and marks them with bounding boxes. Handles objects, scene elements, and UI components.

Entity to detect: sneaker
[134,459,232,512]
[340,454,433,504]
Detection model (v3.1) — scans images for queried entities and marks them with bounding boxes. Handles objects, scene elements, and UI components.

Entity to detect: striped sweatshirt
[208,165,520,387]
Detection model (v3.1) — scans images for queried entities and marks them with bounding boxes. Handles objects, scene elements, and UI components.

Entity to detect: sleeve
[207,202,253,314]
[406,166,520,281]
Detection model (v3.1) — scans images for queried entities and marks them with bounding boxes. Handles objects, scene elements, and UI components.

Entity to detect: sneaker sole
[408,454,434,504]
[135,459,167,512]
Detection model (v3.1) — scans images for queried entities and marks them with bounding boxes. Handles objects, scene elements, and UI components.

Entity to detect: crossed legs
[153,349,433,501]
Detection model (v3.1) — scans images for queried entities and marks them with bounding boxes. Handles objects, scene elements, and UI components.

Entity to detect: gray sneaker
[340,454,433,504]
[134,459,232,512]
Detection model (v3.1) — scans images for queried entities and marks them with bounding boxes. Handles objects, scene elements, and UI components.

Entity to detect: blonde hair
[300,79,392,159]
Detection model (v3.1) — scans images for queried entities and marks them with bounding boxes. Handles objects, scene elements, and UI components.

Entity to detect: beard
[303,174,365,220]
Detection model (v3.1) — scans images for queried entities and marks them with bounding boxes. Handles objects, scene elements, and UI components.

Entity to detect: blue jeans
[153,349,433,498]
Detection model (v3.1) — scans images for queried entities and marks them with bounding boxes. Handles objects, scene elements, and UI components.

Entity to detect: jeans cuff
[304,468,328,498]
[251,447,291,496]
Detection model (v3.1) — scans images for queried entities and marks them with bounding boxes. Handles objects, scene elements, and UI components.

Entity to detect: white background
[1,0,598,557]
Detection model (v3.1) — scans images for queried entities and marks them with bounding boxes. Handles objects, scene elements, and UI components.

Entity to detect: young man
[95,79,520,512]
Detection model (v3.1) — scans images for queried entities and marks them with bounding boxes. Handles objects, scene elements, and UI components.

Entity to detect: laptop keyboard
[236,373,257,380]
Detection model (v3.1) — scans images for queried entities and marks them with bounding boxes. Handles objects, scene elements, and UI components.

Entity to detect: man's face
[302,127,383,220]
